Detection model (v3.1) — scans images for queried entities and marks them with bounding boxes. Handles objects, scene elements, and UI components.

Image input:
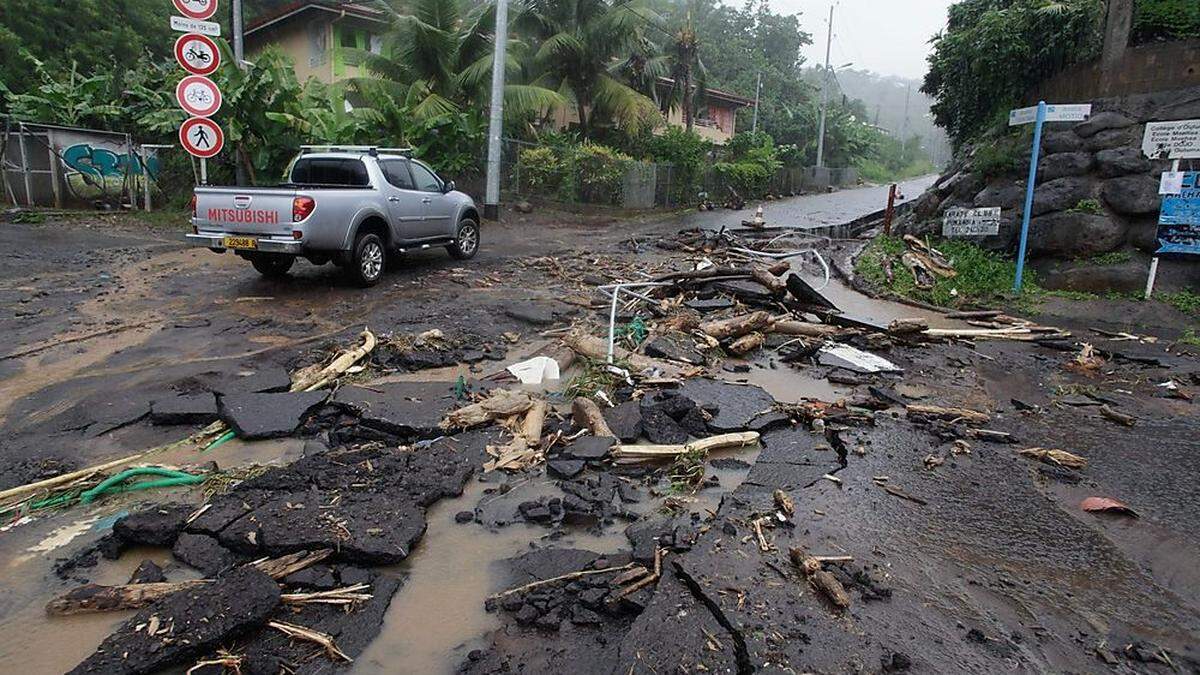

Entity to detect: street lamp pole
[815,4,834,169]
[484,0,509,220]
[751,71,761,133]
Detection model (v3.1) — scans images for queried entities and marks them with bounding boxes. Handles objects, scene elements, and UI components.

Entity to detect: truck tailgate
[194,188,296,236]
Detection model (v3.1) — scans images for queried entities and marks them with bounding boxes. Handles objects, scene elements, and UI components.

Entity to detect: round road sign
[175,75,222,117]
[180,117,224,158]
[173,0,218,21]
[175,33,221,76]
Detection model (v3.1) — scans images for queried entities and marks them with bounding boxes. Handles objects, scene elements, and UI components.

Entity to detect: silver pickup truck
[187,147,481,286]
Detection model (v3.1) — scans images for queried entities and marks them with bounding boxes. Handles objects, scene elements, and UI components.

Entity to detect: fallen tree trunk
[770,319,844,338]
[47,580,210,616]
[563,331,658,372]
[701,311,773,340]
[612,431,760,463]
[750,267,787,295]
[572,398,615,438]
[887,318,929,335]
[906,404,990,424]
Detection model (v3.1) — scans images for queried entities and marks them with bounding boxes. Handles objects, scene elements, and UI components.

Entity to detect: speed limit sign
[175,75,222,117]
[174,33,221,76]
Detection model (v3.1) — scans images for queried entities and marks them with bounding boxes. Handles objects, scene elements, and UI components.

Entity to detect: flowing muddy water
[354,445,760,674]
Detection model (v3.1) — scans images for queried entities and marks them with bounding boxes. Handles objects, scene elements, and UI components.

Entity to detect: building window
[369,34,382,54]
[307,22,327,67]
[340,29,358,49]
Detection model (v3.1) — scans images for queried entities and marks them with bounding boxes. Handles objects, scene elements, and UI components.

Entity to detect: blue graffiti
[62,144,160,180]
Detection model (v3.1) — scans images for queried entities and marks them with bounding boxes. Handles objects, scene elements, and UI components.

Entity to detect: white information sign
[943,207,1002,237]
[1160,171,1186,195]
[1142,120,1200,160]
[170,15,221,36]
[1009,104,1092,126]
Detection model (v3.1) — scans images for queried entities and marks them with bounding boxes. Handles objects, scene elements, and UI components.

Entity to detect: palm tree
[355,0,563,121]
[516,0,663,137]
[665,10,705,133]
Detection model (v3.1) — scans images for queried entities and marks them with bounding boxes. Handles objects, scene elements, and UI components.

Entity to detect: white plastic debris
[817,343,902,374]
[506,356,561,384]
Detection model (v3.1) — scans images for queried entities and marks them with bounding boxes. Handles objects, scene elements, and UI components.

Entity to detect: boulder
[218,391,328,440]
[1041,130,1085,154]
[1086,126,1139,152]
[1038,152,1094,181]
[1127,217,1161,252]
[1035,259,1148,295]
[1094,147,1152,178]
[1074,112,1135,138]
[69,567,280,675]
[973,179,1026,209]
[1032,177,1095,216]
[1027,211,1126,258]
[1101,175,1161,216]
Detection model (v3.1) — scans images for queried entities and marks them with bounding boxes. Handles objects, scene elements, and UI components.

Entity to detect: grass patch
[1162,290,1200,317]
[1069,198,1104,215]
[855,157,937,185]
[854,234,1034,307]
[564,357,626,399]
[1081,250,1132,266]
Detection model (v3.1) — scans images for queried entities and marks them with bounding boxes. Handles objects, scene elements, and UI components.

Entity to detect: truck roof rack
[299,145,413,157]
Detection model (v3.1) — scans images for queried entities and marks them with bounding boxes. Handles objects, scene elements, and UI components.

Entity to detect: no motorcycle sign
[174,33,221,76]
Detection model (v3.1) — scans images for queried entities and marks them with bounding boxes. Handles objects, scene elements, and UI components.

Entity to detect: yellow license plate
[223,236,258,250]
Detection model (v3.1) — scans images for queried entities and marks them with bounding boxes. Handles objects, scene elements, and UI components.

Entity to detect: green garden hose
[78,467,205,504]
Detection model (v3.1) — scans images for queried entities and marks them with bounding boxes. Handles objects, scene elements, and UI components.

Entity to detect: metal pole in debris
[815,5,834,169]
[751,72,761,133]
[1012,101,1047,293]
[483,0,509,220]
[1144,157,1180,299]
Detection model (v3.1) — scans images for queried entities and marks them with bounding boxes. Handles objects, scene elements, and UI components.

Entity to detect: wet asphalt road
[677,174,938,231]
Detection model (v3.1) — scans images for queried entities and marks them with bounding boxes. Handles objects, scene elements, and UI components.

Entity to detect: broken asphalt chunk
[69,567,280,675]
[334,381,463,438]
[149,393,218,426]
[219,390,328,440]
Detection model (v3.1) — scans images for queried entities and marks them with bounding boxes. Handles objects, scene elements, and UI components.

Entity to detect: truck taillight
[189,194,197,218]
[293,196,315,222]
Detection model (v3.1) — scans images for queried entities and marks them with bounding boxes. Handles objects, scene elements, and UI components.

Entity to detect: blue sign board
[1157,171,1200,255]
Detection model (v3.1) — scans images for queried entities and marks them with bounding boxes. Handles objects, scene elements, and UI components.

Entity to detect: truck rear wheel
[250,254,295,278]
[348,232,386,287]
[447,218,479,260]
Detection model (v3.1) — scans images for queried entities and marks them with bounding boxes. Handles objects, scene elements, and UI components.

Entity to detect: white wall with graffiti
[1,122,162,208]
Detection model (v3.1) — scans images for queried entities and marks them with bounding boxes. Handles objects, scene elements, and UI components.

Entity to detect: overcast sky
[768,0,955,81]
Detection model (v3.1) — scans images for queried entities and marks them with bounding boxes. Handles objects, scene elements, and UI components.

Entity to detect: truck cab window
[380,160,415,190]
[291,158,369,186]
[409,162,443,192]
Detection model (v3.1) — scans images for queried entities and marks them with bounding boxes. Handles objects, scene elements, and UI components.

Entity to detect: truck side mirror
[443,180,456,194]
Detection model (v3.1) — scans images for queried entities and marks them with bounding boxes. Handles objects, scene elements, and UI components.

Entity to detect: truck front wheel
[349,232,386,287]
[250,253,295,278]
[447,218,479,260]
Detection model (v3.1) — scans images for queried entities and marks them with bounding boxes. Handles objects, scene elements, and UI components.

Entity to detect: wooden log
[612,431,760,463]
[887,318,929,335]
[750,267,787,295]
[770,320,843,338]
[766,261,791,276]
[291,330,377,392]
[46,580,210,616]
[701,311,773,340]
[563,331,658,371]
[522,399,548,445]
[1099,405,1136,427]
[945,310,1002,320]
[548,344,577,373]
[788,547,849,609]
[905,404,990,424]
[727,332,766,355]
[572,398,615,438]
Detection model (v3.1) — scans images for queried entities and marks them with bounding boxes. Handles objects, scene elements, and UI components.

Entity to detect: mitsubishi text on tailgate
[188,146,481,286]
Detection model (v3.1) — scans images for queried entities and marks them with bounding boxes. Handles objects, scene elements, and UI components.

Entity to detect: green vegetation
[1082,250,1132,265]
[1163,290,1200,316]
[1133,0,1200,43]
[923,0,1105,147]
[855,235,1033,307]
[972,127,1033,178]
[1070,198,1104,215]
[1181,329,1200,347]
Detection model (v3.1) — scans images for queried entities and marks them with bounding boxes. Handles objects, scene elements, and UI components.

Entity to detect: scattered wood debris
[905,404,990,425]
[1019,447,1087,469]
[612,431,760,463]
[788,546,850,609]
[1099,404,1136,427]
[268,620,351,662]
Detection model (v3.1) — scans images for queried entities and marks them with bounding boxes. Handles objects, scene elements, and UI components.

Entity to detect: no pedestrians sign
[180,117,224,158]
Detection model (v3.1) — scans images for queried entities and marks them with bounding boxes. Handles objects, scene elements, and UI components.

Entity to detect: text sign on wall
[1009,104,1092,126]
[1143,120,1200,160]
[943,207,1002,237]
[1157,172,1200,255]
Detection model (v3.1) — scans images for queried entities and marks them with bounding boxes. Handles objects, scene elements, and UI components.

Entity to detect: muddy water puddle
[355,444,759,674]
[722,361,848,403]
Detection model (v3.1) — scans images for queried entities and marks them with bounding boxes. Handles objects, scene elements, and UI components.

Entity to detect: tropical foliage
[922,0,1105,147]
[1132,0,1200,43]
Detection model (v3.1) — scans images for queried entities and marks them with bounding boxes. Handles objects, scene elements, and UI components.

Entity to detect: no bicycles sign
[175,75,222,118]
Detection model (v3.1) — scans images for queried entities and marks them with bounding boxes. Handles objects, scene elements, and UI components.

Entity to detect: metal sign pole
[483,0,509,220]
[1144,157,1181,299]
[200,157,208,186]
[1013,101,1047,292]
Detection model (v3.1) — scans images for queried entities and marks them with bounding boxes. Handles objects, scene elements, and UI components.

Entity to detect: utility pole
[900,84,911,163]
[751,72,762,133]
[815,4,833,169]
[484,0,509,220]
[232,0,246,185]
